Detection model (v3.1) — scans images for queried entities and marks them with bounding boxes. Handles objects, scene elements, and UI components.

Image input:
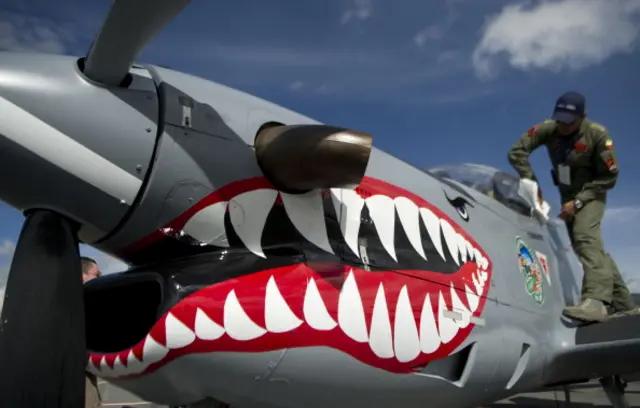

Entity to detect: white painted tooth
[111,355,126,377]
[393,286,421,363]
[195,308,225,340]
[465,285,480,313]
[229,189,278,258]
[419,294,440,354]
[394,197,427,260]
[450,284,471,329]
[164,312,196,349]
[369,283,394,359]
[142,334,169,364]
[419,208,447,262]
[438,292,459,344]
[127,350,145,375]
[182,201,229,247]
[472,273,483,295]
[331,189,365,258]
[90,358,101,372]
[303,278,337,331]
[466,241,475,261]
[440,220,460,266]
[479,257,489,271]
[338,271,369,343]
[100,356,115,377]
[265,276,303,333]
[474,248,483,264]
[224,290,267,341]
[480,270,488,286]
[281,189,333,254]
[476,268,488,285]
[86,359,100,375]
[365,195,397,261]
[457,234,467,264]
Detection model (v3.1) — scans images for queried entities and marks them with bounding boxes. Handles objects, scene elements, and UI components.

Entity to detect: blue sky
[0,0,639,296]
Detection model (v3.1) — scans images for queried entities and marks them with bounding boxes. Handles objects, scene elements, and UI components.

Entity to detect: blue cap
[551,91,585,124]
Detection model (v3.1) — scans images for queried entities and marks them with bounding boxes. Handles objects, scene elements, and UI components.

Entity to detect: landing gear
[0,210,85,407]
[562,384,571,405]
[599,375,630,408]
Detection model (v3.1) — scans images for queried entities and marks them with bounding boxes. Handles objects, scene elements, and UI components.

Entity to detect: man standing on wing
[507,91,638,323]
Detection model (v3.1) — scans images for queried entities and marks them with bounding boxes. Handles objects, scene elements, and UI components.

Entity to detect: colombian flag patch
[604,139,613,149]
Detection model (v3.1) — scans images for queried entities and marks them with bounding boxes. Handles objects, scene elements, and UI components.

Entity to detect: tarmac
[99,379,640,407]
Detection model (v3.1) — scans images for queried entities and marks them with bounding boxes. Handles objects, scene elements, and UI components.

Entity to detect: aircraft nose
[0,51,159,243]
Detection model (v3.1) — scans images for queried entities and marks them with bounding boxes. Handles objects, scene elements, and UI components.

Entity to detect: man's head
[81,256,101,283]
[551,91,586,135]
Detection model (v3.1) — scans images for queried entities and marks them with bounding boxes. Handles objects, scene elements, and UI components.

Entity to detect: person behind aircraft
[507,91,638,323]
[82,256,102,408]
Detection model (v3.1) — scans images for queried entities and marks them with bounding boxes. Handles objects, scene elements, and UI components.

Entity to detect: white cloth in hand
[517,178,550,222]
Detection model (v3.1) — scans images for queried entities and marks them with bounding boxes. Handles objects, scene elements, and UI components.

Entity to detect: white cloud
[472,0,640,79]
[608,245,640,293]
[0,239,15,257]
[414,25,446,47]
[288,80,339,95]
[99,255,129,274]
[80,245,129,274]
[627,278,640,293]
[288,80,305,91]
[413,0,462,48]
[605,206,640,223]
[340,0,372,24]
[0,12,68,53]
[192,44,389,69]
[0,263,7,311]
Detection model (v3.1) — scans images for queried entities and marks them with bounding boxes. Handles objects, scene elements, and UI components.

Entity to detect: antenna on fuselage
[82,0,190,86]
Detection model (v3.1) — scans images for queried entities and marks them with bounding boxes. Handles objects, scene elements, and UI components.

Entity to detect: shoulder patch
[604,139,613,149]
[605,157,618,173]
[527,121,553,136]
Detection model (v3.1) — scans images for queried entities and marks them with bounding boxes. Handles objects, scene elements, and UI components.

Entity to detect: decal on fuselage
[98,177,493,378]
[516,237,545,305]
[535,251,550,286]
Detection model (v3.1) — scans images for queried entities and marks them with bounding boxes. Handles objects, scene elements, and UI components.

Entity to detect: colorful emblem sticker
[516,237,545,305]
[535,251,550,286]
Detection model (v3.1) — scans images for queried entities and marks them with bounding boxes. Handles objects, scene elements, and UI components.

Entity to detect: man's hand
[558,200,577,220]
[537,185,544,206]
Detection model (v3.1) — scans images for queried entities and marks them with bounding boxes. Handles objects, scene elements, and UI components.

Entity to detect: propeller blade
[0,210,85,408]
[83,0,190,86]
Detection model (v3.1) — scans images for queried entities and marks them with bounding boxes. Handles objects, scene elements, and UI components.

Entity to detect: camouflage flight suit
[507,118,636,319]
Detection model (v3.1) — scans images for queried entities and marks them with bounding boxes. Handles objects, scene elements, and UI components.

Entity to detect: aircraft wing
[543,315,640,386]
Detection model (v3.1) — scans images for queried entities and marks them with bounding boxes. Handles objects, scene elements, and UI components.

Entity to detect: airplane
[0,1,638,407]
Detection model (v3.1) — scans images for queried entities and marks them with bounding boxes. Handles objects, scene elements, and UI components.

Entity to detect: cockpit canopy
[427,163,532,217]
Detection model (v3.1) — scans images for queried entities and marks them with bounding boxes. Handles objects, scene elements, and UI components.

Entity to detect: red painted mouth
[88,177,492,378]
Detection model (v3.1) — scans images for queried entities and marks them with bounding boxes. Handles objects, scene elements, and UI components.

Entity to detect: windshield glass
[427,163,532,216]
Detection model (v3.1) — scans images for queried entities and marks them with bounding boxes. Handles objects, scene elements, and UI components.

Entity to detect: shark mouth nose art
[88,177,492,378]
